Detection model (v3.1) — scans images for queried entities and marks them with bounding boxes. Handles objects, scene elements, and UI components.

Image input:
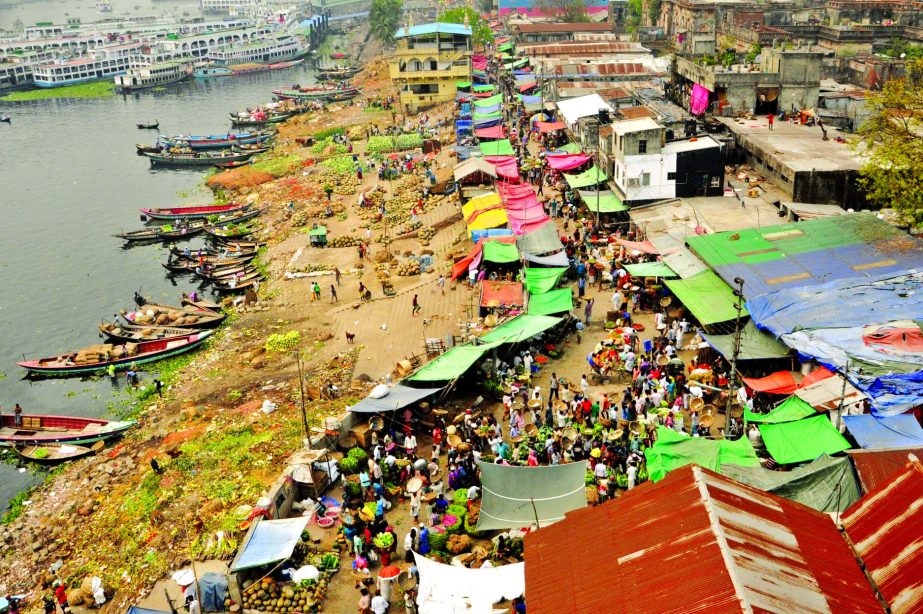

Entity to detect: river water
[0,64,318,511]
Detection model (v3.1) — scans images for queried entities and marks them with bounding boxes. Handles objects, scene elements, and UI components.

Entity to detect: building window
[710,176,720,187]
[667,172,676,180]
[638,139,647,154]
[642,173,651,186]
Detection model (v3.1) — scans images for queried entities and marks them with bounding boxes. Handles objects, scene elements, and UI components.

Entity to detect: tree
[854,58,923,228]
[534,0,590,22]
[369,0,403,45]
[626,0,642,32]
[438,7,493,47]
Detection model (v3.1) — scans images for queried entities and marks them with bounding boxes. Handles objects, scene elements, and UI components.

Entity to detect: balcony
[392,43,471,57]
[389,63,470,82]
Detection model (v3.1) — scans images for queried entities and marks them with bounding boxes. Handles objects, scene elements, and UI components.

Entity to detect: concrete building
[389,22,472,114]
[511,22,613,44]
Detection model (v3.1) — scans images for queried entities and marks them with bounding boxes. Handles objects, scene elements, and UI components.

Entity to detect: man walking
[584,297,594,325]
[767,112,774,131]
[330,284,338,303]
[549,372,559,400]
[412,294,421,316]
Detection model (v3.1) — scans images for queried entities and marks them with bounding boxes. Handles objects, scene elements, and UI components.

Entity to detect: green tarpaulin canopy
[473,84,495,92]
[474,94,503,107]
[408,340,505,382]
[564,166,607,189]
[746,396,818,424]
[721,455,860,513]
[527,288,573,315]
[479,139,515,156]
[555,143,581,154]
[455,81,472,88]
[497,42,513,52]
[476,461,587,530]
[473,110,502,120]
[523,267,566,294]
[759,415,851,464]
[624,262,677,278]
[664,270,747,325]
[482,240,519,263]
[512,58,529,68]
[580,191,627,213]
[479,314,562,344]
[307,225,327,236]
[644,426,760,482]
[700,321,790,361]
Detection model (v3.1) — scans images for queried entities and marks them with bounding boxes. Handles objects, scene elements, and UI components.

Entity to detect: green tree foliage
[534,0,590,23]
[626,0,642,32]
[438,7,494,46]
[855,58,923,228]
[369,0,403,45]
[882,38,923,59]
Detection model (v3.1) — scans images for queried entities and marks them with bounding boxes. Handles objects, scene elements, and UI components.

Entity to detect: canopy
[471,228,514,243]
[857,370,923,417]
[497,41,513,52]
[454,157,497,182]
[615,238,660,255]
[408,340,505,382]
[483,241,520,263]
[463,192,502,221]
[552,143,581,154]
[563,166,607,189]
[536,121,566,133]
[759,415,851,464]
[475,125,506,139]
[516,222,563,256]
[455,81,472,89]
[473,84,494,92]
[745,396,818,425]
[644,426,760,482]
[473,110,502,120]
[743,371,799,395]
[479,314,562,344]
[480,139,515,157]
[480,281,524,307]
[624,262,677,278]
[349,384,444,413]
[464,193,508,232]
[700,321,791,361]
[307,225,327,237]
[556,93,612,127]
[414,551,524,614]
[842,414,923,449]
[721,455,860,513]
[230,517,309,572]
[484,155,519,180]
[664,271,747,325]
[476,461,586,530]
[523,267,566,294]
[524,251,569,267]
[545,154,591,171]
[473,94,503,107]
[527,288,573,315]
[518,81,538,93]
[581,191,627,213]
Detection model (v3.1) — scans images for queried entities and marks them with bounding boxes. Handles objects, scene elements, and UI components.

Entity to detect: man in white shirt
[522,352,533,376]
[370,590,388,614]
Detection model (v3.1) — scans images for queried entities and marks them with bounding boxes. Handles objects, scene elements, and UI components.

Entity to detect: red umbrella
[379,565,401,579]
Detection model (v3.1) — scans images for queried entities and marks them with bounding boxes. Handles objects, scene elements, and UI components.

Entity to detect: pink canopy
[691,83,710,116]
[616,238,660,255]
[536,121,566,134]
[497,182,550,235]
[475,126,506,139]
[484,156,520,181]
[545,154,591,171]
[518,81,538,92]
[472,54,488,70]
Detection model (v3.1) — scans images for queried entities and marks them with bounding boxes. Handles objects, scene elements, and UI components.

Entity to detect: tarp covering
[700,321,791,361]
[524,251,569,267]
[545,154,591,171]
[759,415,851,464]
[745,395,818,425]
[842,414,923,449]
[552,143,582,154]
[523,267,566,294]
[480,139,515,157]
[307,225,327,236]
[578,190,627,213]
[743,371,799,395]
[615,238,660,255]
[473,110,502,120]
[474,103,501,114]
[473,84,495,93]
[454,157,497,181]
[473,116,502,128]
[644,426,760,482]
[349,384,444,413]
[536,121,566,133]
[483,241,520,263]
[463,192,502,221]
[471,228,514,243]
[691,83,710,115]
[408,340,506,382]
[479,314,562,344]
[481,281,524,307]
[197,573,228,612]
[484,155,520,180]
[475,125,506,139]
[476,461,587,530]
[563,166,607,189]
[624,262,677,278]
[516,222,563,256]
[528,288,573,315]
[230,517,310,572]
[856,370,923,416]
[474,94,503,107]
[721,455,860,513]
[556,94,613,127]
[414,551,524,614]
[463,193,508,232]
[665,270,747,325]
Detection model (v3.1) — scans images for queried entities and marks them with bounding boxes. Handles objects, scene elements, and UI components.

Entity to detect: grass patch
[1,81,115,101]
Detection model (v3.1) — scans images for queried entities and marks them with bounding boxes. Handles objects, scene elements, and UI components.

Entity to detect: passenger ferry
[206,33,306,67]
[32,42,142,87]
[114,60,189,91]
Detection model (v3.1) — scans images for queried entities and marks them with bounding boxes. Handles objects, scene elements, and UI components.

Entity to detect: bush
[348,447,369,466]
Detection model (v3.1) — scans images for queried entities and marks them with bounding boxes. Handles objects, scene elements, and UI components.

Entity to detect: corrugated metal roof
[841,458,923,614]
[619,105,657,119]
[519,42,647,56]
[524,465,884,614]
[846,447,923,493]
[514,22,612,33]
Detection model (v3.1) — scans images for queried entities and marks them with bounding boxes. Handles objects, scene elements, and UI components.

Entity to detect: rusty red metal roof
[514,22,613,33]
[619,105,657,120]
[519,41,646,56]
[524,465,884,614]
[550,62,651,77]
[846,447,923,493]
[841,457,923,614]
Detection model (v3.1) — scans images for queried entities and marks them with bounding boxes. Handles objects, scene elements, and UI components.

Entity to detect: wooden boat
[140,203,249,221]
[273,86,360,101]
[13,443,96,464]
[231,144,271,155]
[315,66,361,80]
[169,243,259,258]
[131,294,226,326]
[0,414,135,446]
[137,121,159,129]
[229,111,294,127]
[213,277,261,293]
[181,293,222,311]
[198,264,258,281]
[114,223,205,243]
[136,143,163,154]
[159,131,274,151]
[164,252,255,273]
[17,331,213,376]
[145,150,253,167]
[203,223,256,241]
[215,160,252,169]
[99,321,191,344]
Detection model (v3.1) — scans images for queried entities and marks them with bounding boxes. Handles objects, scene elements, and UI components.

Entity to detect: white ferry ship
[206,33,305,66]
[113,60,189,91]
[32,42,142,87]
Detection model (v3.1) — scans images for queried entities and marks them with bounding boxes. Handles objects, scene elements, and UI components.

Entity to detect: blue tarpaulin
[473,117,502,128]
[521,94,542,104]
[349,384,443,413]
[842,414,923,449]
[455,120,472,134]
[855,371,923,416]
[230,517,309,572]
[196,573,228,612]
[471,228,514,243]
[126,608,170,614]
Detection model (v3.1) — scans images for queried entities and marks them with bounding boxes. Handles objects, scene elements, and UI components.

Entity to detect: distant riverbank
[1,80,115,101]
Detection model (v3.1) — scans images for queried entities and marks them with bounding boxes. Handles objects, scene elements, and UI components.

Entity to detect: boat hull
[146,152,252,167]
[0,414,136,446]
[141,203,248,221]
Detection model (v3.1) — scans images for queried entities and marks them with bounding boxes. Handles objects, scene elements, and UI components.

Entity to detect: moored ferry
[114,60,189,91]
[206,33,306,67]
[32,42,142,88]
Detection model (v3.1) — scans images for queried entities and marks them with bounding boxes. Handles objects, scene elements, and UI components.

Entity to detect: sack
[367,549,378,562]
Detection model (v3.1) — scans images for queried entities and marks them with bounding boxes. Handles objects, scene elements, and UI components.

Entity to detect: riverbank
[0,80,115,101]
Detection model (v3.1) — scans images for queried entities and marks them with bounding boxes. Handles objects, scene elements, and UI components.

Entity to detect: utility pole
[295,351,310,448]
[727,276,745,429]
[835,359,850,433]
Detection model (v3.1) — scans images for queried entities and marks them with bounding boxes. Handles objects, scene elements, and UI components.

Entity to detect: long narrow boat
[118,309,224,330]
[231,144,271,155]
[215,160,252,169]
[0,414,135,446]
[98,321,192,344]
[163,253,256,273]
[198,264,258,281]
[229,112,293,127]
[140,203,250,221]
[213,275,263,293]
[13,443,95,465]
[115,223,205,243]
[159,131,274,151]
[18,331,213,377]
[170,243,259,258]
[181,293,222,311]
[203,224,256,241]
[273,86,360,101]
[145,150,253,167]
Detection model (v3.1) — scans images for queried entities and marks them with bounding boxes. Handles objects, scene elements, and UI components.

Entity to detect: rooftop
[618,105,656,120]
[518,41,648,57]
[610,117,662,134]
[513,22,612,33]
[662,135,723,154]
[394,22,472,39]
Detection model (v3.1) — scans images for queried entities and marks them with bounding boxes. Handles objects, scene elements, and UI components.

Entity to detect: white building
[604,117,675,203]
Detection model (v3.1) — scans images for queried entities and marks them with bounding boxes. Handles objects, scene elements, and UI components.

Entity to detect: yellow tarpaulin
[463,193,507,231]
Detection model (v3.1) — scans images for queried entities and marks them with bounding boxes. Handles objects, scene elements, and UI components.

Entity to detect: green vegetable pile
[310,137,348,155]
[265,331,301,352]
[338,456,360,474]
[372,532,394,549]
[395,133,423,150]
[32,448,50,460]
[347,447,369,465]
[319,156,355,174]
[366,135,395,154]
[251,154,303,177]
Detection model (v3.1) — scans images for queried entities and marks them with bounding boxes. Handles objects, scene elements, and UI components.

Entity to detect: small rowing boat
[0,414,135,446]
[115,223,204,243]
[181,293,222,311]
[13,443,97,465]
[140,203,250,221]
[137,121,159,130]
[159,131,274,151]
[273,86,360,101]
[145,150,253,167]
[99,321,192,344]
[215,160,252,169]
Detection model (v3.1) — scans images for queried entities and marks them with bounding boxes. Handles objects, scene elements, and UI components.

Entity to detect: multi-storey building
[389,21,472,114]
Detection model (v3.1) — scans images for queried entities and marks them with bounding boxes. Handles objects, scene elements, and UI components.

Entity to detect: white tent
[556,94,613,128]
[414,553,524,614]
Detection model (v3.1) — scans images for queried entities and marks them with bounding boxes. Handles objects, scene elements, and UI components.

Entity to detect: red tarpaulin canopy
[545,154,591,171]
[616,238,660,255]
[743,367,835,395]
[450,235,518,280]
[475,126,506,139]
[536,121,566,134]
[518,81,538,92]
[481,281,524,307]
[484,155,520,181]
